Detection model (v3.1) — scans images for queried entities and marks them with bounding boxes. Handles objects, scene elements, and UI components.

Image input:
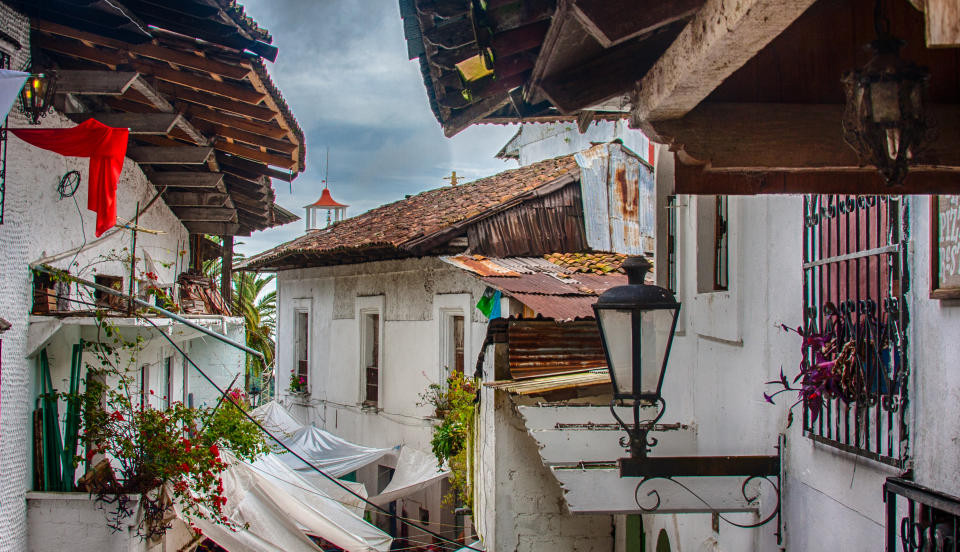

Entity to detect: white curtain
[0,70,28,121]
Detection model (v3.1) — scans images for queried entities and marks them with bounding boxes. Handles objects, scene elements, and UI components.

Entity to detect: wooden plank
[33,34,125,68]
[571,0,703,48]
[158,82,277,121]
[194,121,296,154]
[128,146,214,165]
[128,76,175,112]
[213,140,296,170]
[649,103,960,171]
[70,113,179,134]
[149,171,224,189]
[539,25,682,114]
[170,207,238,222]
[163,191,230,207]
[130,60,265,104]
[631,0,819,125]
[33,19,129,50]
[186,105,288,139]
[674,162,960,195]
[925,0,960,47]
[182,221,243,236]
[129,42,251,80]
[55,70,138,95]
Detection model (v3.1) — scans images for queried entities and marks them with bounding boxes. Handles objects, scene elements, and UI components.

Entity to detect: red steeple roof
[305,188,348,208]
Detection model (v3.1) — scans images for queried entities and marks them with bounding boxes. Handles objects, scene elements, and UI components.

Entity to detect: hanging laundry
[0,70,28,120]
[476,287,501,319]
[11,119,129,236]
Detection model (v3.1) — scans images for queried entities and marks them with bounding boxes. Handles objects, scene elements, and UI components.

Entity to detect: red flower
[209,444,220,457]
[178,462,190,472]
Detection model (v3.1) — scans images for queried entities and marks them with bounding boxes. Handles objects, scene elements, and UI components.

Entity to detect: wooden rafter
[162,191,231,207]
[149,171,224,189]
[170,206,238,222]
[128,146,214,165]
[570,0,703,48]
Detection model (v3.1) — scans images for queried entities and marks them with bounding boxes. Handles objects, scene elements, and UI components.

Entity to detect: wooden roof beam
[158,82,277,121]
[630,0,818,127]
[34,33,125,68]
[148,171,224,189]
[648,103,960,171]
[194,121,296,155]
[214,141,295,170]
[182,221,245,236]
[55,70,139,95]
[571,0,703,48]
[130,59,265,104]
[163,191,231,208]
[70,112,181,134]
[186,105,287,139]
[170,206,238,222]
[128,146,214,165]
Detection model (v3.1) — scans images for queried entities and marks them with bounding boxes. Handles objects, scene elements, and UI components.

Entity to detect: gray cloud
[236,0,518,258]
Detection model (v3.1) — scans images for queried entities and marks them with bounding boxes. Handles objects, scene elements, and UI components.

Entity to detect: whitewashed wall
[505,121,652,167]
[0,5,190,547]
[273,257,490,539]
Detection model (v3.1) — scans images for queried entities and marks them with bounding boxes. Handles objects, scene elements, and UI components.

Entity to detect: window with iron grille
[885,477,959,551]
[802,195,909,467]
[665,195,678,294]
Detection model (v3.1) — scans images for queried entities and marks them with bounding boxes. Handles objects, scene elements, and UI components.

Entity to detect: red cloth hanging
[12,119,129,236]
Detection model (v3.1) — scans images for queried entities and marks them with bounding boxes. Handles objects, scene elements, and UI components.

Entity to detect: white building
[243,145,655,549]
[0,2,305,549]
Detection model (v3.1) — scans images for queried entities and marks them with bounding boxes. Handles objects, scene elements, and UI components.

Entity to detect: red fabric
[12,119,129,236]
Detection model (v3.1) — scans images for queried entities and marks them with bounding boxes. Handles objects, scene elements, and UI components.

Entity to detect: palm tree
[232,270,276,399]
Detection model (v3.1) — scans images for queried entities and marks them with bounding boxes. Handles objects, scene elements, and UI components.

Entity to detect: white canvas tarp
[0,70,28,120]
[277,424,397,478]
[251,453,369,517]
[168,453,392,552]
[369,447,449,506]
[252,401,305,437]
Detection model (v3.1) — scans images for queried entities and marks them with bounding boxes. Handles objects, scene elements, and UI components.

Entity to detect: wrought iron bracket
[618,434,785,545]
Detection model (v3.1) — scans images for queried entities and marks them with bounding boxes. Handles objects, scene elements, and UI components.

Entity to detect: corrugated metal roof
[509,294,601,322]
[441,256,521,277]
[486,369,611,395]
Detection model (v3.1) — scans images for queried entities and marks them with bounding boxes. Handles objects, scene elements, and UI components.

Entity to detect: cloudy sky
[236,0,519,257]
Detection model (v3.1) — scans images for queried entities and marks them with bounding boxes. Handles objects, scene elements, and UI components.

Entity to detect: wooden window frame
[930,195,960,300]
[294,309,310,393]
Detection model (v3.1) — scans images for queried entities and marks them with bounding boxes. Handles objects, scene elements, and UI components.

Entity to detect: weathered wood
[182,221,243,236]
[128,77,175,112]
[170,207,238,222]
[631,0,819,124]
[128,146,214,165]
[648,103,960,171]
[220,235,233,309]
[195,121,296,155]
[213,140,296,170]
[70,113,179,134]
[186,105,288,139]
[442,93,512,138]
[674,162,960,195]
[129,42,251,80]
[539,25,682,114]
[571,0,703,48]
[131,60,265,105]
[33,34,125,68]
[54,70,138,95]
[163,191,230,207]
[159,83,277,121]
[925,0,960,47]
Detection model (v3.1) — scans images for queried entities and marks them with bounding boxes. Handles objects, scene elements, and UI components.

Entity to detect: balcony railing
[801,195,909,467]
[885,477,959,551]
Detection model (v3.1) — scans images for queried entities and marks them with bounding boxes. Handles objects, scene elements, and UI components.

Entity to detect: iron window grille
[802,194,909,467]
[714,195,729,291]
[665,195,678,294]
[885,477,959,551]
[0,51,10,225]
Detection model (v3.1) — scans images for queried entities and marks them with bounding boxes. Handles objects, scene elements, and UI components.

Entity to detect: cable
[137,315,482,552]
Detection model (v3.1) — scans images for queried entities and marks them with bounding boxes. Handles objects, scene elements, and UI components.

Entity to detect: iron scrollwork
[633,474,782,530]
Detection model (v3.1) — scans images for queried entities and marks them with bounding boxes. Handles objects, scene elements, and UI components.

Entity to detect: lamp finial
[623,256,652,285]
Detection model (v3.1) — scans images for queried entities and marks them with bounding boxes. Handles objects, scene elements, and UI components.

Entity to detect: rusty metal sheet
[506,319,606,378]
[440,255,521,277]
[485,369,610,395]
[508,293,598,322]
[482,273,587,295]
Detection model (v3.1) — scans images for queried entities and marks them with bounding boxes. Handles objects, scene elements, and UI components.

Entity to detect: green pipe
[61,342,83,491]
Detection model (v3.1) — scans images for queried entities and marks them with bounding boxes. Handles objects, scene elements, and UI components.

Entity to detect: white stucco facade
[273,256,492,542]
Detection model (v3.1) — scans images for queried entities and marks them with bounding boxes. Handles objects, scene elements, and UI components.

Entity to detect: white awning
[252,401,303,437]
[0,70,28,120]
[252,453,369,517]
[369,447,449,506]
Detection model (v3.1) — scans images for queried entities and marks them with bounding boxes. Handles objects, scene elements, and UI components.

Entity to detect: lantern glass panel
[639,308,675,397]
[597,308,633,396]
[870,81,901,124]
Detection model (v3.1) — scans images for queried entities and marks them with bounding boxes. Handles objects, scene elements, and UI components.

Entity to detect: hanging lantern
[19,72,56,125]
[841,28,930,187]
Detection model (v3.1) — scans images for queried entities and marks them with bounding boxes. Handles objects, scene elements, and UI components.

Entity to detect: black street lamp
[594,256,782,536]
[19,72,56,125]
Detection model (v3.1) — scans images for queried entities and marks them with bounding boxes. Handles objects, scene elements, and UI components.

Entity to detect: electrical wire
[136,315,483,552]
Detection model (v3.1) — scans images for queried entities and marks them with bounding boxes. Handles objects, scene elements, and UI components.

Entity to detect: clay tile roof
[544,252,630,275]
[240,154,579,270]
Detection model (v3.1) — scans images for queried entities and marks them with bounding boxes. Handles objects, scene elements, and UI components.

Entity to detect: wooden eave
[31,19,305,235]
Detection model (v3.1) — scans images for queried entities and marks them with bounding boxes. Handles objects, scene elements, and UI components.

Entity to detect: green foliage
[73,317,268,537]
[422,372,477,508]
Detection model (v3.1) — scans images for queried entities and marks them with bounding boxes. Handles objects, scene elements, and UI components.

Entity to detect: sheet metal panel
[507,320,606,377]
[507,293,599,322]
[481,273,584,295]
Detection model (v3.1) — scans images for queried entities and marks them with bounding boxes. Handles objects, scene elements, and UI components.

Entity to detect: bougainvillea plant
[73,315,269,539]
[421,372,477,508]
[763,318,873,426]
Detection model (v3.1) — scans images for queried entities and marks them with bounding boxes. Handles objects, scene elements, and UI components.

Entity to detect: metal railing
[801,195,909,467]
[886,477,959,551]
